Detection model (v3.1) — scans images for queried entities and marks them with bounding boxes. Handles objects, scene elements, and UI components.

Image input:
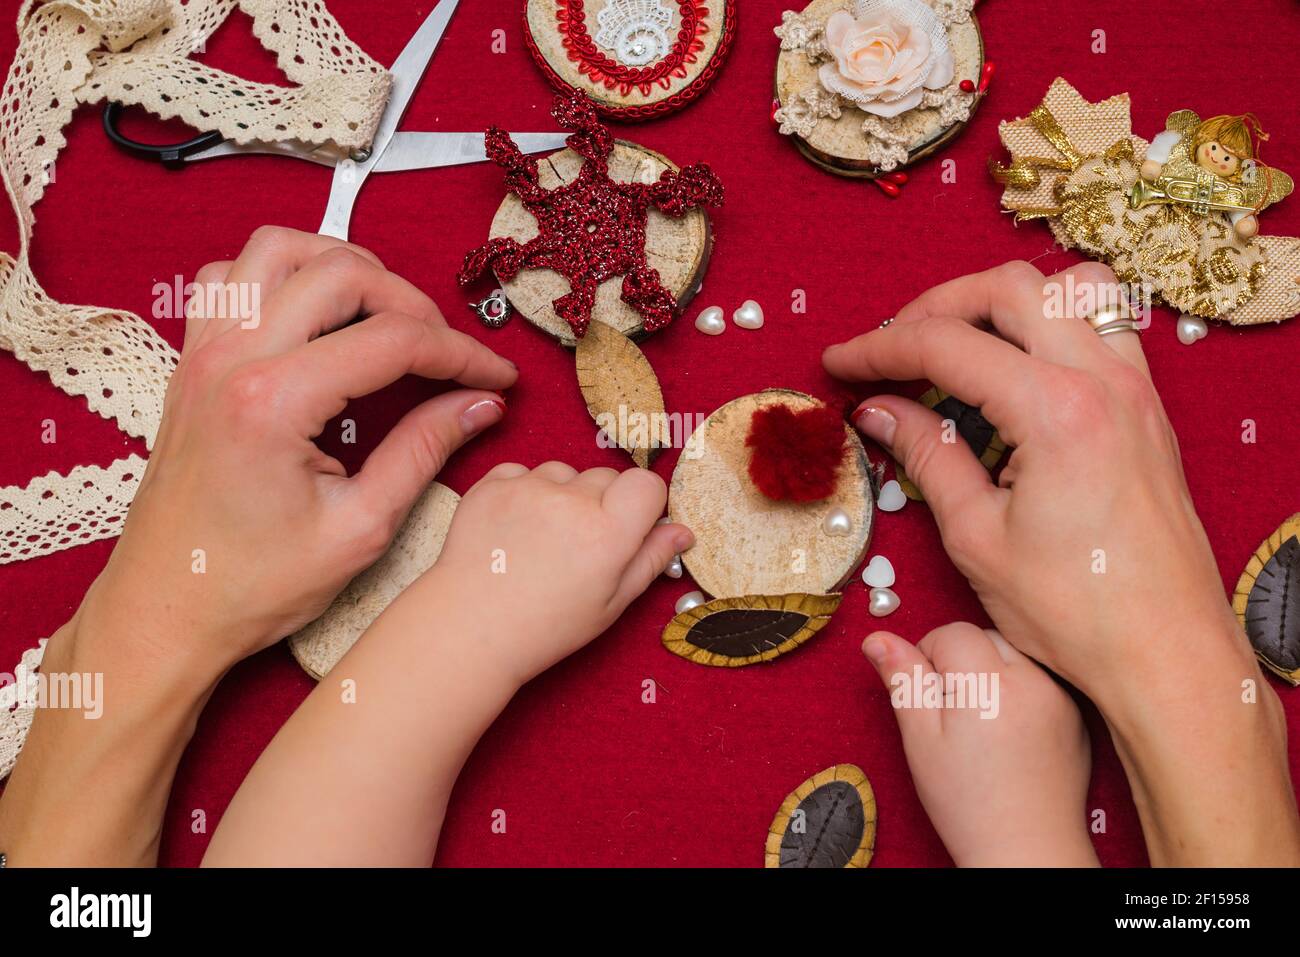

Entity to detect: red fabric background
[1,0,1299,868]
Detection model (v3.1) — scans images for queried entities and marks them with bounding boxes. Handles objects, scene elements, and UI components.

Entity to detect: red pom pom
[745,403,848,502]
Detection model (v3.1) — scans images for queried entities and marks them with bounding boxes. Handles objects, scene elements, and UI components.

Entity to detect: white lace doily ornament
[524,0,736,120]
[595,0,674,66]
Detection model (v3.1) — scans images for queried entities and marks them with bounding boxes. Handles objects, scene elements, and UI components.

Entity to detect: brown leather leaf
[765,764,876,868]
[575,319,665,469]
[662,592,843,667]
[1233,513,1300,685]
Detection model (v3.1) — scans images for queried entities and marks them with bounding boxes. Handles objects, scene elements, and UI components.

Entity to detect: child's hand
[421,462,694,689]
[863,624,1098,867]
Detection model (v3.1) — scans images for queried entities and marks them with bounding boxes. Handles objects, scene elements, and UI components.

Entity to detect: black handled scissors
[102,0,568,240]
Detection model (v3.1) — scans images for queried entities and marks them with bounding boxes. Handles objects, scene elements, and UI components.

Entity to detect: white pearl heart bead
[1176,313,1208,345]
[822,507,852,536]
[675,590,706,614]
[862,555,895,589]
[868,587,900,617]
[695,306,726,336]
[733,299,765,330]
[877,480,906,512]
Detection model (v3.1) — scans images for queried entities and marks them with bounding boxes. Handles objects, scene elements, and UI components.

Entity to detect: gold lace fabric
[992,78,1300,324]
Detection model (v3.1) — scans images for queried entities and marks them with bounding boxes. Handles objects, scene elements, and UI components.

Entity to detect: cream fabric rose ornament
[818,0,955,118]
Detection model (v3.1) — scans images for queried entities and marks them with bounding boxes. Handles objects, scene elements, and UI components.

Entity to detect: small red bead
[873,179,902,198]
[959,79,975,93]
[883,171,909,185]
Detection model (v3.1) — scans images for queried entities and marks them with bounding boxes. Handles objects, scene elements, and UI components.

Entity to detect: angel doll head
[1191,114,1261,181]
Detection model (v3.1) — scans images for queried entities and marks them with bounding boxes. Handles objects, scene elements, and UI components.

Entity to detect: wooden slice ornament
[897,387,1007,501]
[290,483,459,680]
[488,142,713,347]
[460,94,723,470]
[773,0,987,183]
[765,764,877,868]
[524,0,737,121]
[1233,513,1300,686]
[670,390,874,599]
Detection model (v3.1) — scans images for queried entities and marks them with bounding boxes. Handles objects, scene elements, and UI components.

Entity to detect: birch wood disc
[669,390,874,598]
[488,141,712,347]
[289,483,459,680]
[775,0,984,178]
[524,0,735,119]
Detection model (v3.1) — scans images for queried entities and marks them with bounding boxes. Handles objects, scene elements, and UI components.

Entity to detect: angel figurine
[1137,111,1293,240]
[992,79,1300,325]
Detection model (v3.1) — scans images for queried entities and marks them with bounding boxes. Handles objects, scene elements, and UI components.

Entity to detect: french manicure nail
[854,405,897,448]
[460,398,505,436]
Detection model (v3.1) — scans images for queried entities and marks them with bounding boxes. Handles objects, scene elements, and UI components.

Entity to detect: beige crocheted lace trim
[0,0,389,568]
[0,0,389,778]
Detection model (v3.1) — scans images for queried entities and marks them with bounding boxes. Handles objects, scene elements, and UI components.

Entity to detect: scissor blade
[372,0,461,162]
[318,0,460,239]
[376,132,570,172]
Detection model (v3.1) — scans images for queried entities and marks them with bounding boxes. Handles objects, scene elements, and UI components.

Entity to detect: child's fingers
[916,622,1006,676]
[532,461,579,483]
[601,468,667,532]
[611,522,693,610]
[862,631,940,736]
[471,462,529,489]
[569,467,619,495]
[983,628,1026,665]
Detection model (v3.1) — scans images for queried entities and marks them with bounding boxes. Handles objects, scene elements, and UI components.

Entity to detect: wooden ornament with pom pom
[668,390,874,598]
[745,402,849,502]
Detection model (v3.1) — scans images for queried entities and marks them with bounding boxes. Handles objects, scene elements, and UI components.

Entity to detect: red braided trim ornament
[458,94,724,340]
[523,1,737,121]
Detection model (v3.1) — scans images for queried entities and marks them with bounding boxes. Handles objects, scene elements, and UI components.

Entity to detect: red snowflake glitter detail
[458,94,724,339]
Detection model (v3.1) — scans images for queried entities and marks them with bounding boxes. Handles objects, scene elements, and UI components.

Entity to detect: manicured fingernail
[460,398,505,436]
[672,528,695,552]
[862,635,890,665]
[854,405,897,448]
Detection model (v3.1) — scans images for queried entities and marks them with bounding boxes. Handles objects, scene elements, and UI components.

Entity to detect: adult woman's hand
[824,260,1300,866]
[0,226,516,865]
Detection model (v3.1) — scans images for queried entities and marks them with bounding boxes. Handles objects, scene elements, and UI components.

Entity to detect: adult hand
[824,260,1300,865]
[0,226,517,865]
[98,225,518,670]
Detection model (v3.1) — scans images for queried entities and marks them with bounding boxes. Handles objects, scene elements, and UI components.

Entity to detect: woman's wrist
[1094,617,1300,865]
[0,596,224,866]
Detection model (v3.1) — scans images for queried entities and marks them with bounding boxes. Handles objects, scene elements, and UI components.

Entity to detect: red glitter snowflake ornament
[458,93,724,339]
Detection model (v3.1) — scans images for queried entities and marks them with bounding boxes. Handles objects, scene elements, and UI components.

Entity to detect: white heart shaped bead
[877,480,906,512]
[675,590,706,614]
[695,306,726,336]
[1176,313,1208,345]
[822,507,853,536]
[862,555,895,589]
[733,299,765,330]
[868,587,900,617]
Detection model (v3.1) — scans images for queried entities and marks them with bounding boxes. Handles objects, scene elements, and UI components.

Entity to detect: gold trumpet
[1129,174,1254,216]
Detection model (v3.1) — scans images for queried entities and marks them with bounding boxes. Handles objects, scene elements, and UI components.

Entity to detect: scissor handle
[102,102,226,168]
